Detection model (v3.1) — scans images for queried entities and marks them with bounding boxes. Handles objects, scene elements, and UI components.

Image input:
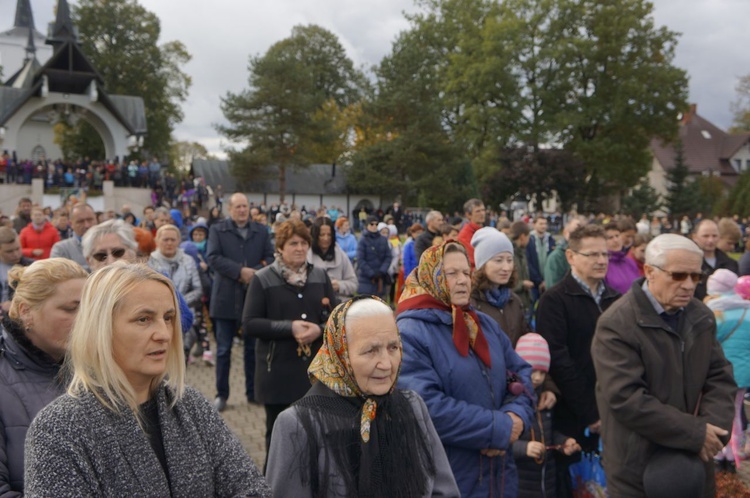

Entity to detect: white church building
[0,0,146,162]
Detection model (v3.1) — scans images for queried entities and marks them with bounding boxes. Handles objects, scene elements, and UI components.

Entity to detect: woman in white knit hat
[469,227,529,346]
[470,227,558,412]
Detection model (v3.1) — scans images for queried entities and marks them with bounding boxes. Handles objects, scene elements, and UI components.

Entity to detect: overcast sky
[3,0,749,157]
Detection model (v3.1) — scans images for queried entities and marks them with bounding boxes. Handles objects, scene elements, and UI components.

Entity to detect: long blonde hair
[66,262,185,414]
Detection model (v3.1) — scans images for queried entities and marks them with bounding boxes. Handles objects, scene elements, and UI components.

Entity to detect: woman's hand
[508,412,523,444]
[526,441,545,459]
[331,279,340,292]
[292,321,322,344]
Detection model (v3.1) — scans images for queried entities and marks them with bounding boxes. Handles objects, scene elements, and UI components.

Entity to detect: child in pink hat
[514,333,581,497]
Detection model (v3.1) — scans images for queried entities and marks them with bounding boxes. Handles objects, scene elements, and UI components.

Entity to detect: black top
[139,397,171,491]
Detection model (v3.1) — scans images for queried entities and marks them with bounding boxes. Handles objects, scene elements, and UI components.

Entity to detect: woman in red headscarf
[396,241,535,497]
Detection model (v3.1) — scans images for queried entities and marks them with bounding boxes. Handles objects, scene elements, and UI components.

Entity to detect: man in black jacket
[207,193,274,412]
[536,224,619,497]
[692,219,739,300]
[413,210,444,262]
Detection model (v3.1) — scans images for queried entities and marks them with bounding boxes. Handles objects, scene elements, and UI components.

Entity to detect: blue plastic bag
[569,430,608,498]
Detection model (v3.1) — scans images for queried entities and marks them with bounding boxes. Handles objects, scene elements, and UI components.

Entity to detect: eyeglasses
[369,222,378,226]
[651,265,705,283]
[572,250,609,260]
[91,247,127,262]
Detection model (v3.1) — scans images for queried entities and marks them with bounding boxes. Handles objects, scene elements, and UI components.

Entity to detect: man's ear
[565,248,575,266]
[643,264,655,282]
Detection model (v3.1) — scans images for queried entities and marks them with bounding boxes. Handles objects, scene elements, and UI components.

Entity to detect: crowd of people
[0,188,746,497]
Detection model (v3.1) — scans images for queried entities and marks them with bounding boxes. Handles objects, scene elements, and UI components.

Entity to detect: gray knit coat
[24,383,271,497]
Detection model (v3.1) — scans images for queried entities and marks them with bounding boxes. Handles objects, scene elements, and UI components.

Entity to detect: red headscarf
[396,241,491,367]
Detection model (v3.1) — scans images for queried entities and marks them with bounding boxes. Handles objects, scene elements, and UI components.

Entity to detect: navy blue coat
[207,219,274,320]
[397,307,535,498]
[355,231,391,295]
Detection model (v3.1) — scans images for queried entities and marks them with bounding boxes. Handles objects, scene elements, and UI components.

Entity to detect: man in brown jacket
[592,234,736,497]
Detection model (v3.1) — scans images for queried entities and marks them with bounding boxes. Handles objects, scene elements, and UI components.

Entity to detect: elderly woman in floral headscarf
[396,241,535,497]
[265,296,459,498]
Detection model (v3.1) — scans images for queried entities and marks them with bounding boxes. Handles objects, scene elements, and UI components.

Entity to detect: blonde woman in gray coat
[24,264,270,497]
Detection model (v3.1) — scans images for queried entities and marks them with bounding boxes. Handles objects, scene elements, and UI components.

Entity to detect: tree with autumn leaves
[221,0,688,211]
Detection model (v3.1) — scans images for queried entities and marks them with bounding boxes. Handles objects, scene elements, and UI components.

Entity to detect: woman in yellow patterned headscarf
[265,296,459,498]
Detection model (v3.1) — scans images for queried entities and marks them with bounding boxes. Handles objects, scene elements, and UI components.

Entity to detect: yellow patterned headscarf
[308,295,401,443]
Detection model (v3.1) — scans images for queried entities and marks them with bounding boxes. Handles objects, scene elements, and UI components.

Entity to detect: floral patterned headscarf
[397,241,492,367]
[308,295,401,443]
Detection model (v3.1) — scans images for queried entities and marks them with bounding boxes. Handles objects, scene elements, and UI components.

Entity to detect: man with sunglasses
[536,224,620,497]
[592,234,736,497]
[691,219,739,301]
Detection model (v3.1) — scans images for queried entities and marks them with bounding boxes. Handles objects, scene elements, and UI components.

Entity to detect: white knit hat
[471,227,514,270]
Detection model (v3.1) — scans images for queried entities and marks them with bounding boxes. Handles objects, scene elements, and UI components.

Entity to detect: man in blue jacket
[207,193,274,412]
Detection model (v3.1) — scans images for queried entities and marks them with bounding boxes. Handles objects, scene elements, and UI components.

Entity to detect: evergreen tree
[622,177,662,217]
[218,25,365,201]
[665,140,695,217]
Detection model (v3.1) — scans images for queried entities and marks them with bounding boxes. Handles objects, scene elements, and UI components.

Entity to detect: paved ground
[185,341,268,468]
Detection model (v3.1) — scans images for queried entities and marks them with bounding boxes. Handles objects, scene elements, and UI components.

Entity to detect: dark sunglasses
[91,247,127,262]
[369,222,378,226]
[651,265,704,283]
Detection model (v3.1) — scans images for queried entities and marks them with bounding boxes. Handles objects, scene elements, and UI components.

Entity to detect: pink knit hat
[736,276,750,301]
[515,333,550,372]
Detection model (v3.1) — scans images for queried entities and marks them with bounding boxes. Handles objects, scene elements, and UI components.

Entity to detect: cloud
[3,0,749,157]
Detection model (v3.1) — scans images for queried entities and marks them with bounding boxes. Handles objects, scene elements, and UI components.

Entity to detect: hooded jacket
[708,293,750,388]
[397,307,535,497]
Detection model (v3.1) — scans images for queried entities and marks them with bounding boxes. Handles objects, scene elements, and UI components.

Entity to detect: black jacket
[694,248,739,301]
[242,262,337,405]
[536,273,619,440]
[414,229,439,262]
[592,279,736,497]
[0,318,64,495]
[512,389,570,498]
[207,218,274,320]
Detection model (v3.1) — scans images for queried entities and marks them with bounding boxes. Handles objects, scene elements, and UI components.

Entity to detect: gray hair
[463,198,484,216]
[70,202,95,219]
[82,219,138,258]
[154,207,171,217]
[645,234,703,267]
[425,210,443,224]
[344,298,394,331]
